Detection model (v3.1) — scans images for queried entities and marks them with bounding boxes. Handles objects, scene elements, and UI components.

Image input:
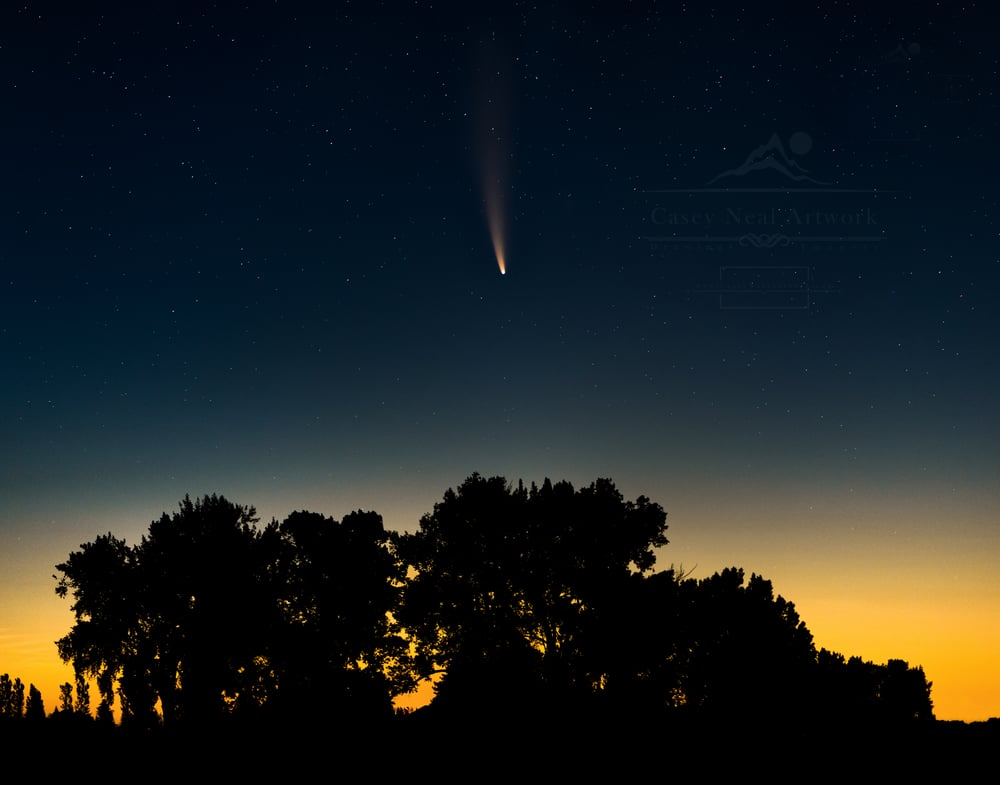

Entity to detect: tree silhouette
[879,659,934,721]
[137,494,271,724]
[24,685,44,721]
[393,474,668,713]
[265,509,412,721]
[74,674,91,718]
[578,568,683,714]
[95,698,114,727]
[55,494,412,727]
[58,682,73,714]
[50,478,940,736]
[51,678,93,728]
[0,674,26,719]
[815,649,934,724]
[56,494,274,726]
[54,531,139,722]
[671,568,817,722]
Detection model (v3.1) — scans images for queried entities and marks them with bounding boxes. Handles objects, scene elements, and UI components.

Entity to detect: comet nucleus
[476,37,511,277]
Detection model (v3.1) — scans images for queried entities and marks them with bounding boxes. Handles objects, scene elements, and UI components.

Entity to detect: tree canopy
[52,477,935,731]
[392,474,669,710]
[55,494,409,727]
[266,508,411,719]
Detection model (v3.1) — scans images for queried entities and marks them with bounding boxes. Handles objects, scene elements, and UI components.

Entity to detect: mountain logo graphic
[707,132,832,187]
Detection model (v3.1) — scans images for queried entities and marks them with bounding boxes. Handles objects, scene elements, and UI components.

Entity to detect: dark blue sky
[1,2,998,720]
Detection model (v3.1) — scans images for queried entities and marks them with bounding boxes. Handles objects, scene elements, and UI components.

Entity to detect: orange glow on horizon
[5,488,998,723]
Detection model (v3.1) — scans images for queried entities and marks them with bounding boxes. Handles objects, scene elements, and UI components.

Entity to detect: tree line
[41,474,932,730]
[0,675,45,721]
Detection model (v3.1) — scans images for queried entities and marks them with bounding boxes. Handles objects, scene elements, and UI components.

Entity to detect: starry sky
[1,3,998,721]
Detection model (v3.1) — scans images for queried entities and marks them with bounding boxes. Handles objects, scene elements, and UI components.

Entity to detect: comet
[476,37,510,276]
[484,158,507,275]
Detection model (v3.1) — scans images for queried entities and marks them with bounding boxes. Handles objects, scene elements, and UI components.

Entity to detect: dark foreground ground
[5,712,996,780]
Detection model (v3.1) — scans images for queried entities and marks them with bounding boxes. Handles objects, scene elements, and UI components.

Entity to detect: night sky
[1,3,998,721]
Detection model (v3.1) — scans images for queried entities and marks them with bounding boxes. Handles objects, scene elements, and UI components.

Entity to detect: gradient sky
[1,3,998,721]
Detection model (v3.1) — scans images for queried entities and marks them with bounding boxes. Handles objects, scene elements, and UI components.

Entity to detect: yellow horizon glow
[5,483,998,723]
[5,574,998,722]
